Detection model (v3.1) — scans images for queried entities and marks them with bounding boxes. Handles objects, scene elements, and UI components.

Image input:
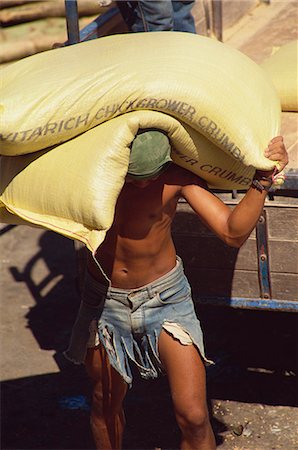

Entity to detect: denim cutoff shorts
[65,257,212,385]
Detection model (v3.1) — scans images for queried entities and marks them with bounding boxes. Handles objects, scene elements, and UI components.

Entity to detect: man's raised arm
[182,136,289,248]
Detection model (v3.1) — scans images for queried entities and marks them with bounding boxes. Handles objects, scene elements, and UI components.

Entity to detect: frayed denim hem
[96,319,213,387]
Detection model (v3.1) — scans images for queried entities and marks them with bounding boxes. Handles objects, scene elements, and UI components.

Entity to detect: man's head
[127,130,172,183]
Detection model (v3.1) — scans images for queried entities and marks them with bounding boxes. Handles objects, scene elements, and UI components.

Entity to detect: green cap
[128,130,172,180]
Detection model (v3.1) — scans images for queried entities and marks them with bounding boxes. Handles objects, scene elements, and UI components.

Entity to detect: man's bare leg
[158,330,216,450]
[85,346,128,450]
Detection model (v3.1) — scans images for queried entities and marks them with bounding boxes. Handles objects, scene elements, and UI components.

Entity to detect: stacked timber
[0,0,104,24]
[0,0,261,66]
[0,0,115,65]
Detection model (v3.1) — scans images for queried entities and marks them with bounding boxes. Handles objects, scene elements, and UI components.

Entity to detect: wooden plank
[174,235,241,269]
[186,268,298,302]
[192,0,260,38]
[271,273,298,301]
[173,207,258,239]
[174,232,298,273]
[173,215,298,274]
[0,0,103,25]
[0,0,33,8]
[222,0,259,30]
[173,234,259,271]
[191,0,209,36]
[185,267,261,298]
[266,208,298,240]
[224,269,259,299]
[0,36,65,63]
[268,241,298,273]
[0,12,127,63]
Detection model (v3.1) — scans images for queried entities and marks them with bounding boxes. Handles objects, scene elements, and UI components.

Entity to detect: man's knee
[92,377,127,419]
[176,404,210,436]
[92,387,105,416]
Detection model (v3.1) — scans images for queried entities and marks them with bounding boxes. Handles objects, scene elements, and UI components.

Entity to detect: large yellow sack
[0,110,256,251]
[0,118,129,252]
[261,40,298,112]
[1,31,280,165]
[0,110,259,252]
[1,32,281,251]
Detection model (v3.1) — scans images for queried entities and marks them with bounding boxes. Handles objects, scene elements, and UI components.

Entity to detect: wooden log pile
[0,0,104,25]
[0,0,261,66]
[0,0,114,65]
[0,0,30,8]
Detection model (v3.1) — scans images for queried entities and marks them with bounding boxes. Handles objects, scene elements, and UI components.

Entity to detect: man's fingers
[269,136,283,145]
[265,150,288,161]
[265,139,287,159]
[268,144,286,154]
[264,136,289,173]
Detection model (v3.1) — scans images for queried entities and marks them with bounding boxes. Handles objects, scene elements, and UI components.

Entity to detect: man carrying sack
[65,130,288,449]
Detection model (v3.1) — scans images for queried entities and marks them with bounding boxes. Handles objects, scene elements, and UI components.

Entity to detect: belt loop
[147,285,155,299]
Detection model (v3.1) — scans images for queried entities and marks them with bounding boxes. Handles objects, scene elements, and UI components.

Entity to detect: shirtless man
[65,130,288,450]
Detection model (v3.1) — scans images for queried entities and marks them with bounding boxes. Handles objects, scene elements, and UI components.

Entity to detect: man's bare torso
[87,165,205,288]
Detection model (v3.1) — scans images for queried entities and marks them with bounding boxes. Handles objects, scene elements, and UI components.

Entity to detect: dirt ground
[1,1,298,449]
[1,225,297,450]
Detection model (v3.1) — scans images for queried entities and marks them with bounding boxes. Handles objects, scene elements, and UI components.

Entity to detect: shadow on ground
[1,230,297,449]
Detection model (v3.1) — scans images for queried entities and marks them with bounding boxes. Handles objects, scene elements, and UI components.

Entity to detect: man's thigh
[85,346,128,407]
[158,329,208,413]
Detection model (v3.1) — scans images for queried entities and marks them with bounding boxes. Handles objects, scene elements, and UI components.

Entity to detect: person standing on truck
[65,130,288,450]
[116,0,196,33]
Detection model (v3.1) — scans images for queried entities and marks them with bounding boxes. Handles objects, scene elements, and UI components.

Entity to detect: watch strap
[251,177,272,192]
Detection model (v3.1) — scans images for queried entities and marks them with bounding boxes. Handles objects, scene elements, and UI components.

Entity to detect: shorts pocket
[157,282,191,305]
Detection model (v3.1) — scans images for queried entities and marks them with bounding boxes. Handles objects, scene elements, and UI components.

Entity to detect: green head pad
[128,129,172,180]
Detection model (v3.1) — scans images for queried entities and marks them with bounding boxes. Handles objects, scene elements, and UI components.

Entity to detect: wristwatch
[251,175,273,193]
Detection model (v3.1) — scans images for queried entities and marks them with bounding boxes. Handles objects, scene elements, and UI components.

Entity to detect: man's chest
[114,184,180,227]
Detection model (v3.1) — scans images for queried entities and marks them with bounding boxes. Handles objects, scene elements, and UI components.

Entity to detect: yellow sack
[0,117,130,251]
[1,31,280,162]
[1,32,281,252]
[0,109,272,253]
[261,40,298,112]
